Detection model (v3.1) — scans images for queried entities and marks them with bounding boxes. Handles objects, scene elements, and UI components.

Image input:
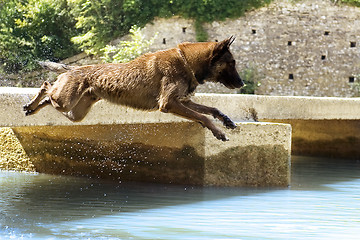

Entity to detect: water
[1,156,360,240]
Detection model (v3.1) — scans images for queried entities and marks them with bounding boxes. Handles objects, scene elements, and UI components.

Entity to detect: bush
[0,0,78,73]
[239,64,263,94]
[338,0,360,7]
[101,26,157,63]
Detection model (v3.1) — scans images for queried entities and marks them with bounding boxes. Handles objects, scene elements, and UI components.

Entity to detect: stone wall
[140,0,360,97]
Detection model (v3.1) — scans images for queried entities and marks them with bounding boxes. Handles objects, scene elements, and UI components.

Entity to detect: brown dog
[23,36,244,141]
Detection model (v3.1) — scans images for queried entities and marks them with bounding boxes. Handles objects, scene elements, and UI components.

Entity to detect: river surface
[1,156,360,239]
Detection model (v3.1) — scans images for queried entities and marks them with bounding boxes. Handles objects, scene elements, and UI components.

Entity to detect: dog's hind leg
[62,91,100,122]
[23,81,51,115]
[181,100,236,129]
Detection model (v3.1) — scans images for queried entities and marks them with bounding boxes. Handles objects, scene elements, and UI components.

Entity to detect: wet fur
[23,37,244,141]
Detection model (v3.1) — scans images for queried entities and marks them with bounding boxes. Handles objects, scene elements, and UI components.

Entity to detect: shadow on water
[1,155,360,238]
[0,170,271,236]
[291,155,360,191]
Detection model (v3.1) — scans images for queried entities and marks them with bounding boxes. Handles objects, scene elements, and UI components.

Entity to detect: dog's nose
[234,77,245,88]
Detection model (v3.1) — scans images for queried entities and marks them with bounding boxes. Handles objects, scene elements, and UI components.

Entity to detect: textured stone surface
[0,127,35,172]
[216,0,360,97]
[204,122,291,187]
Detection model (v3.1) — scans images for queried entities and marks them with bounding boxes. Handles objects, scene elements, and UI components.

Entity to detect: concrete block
[2,86,359,160]
[4,121,291,187]
[204,122,291,187]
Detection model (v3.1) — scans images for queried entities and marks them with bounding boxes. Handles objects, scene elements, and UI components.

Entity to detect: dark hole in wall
[349,76,355,83]
[163,38,166,44]
[252,29,257,34]
[289,74,294,80]
[182,27,186,33]
[350,42,356,48]
[324,31,330,36]
[288,41,292,46]
[321,55,326,60]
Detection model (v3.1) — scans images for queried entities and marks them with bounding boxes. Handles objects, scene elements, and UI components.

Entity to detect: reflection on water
[1,156,360,239]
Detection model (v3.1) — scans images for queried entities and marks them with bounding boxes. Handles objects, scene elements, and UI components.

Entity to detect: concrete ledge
[2,87,359,159]
[193,94,360,121]
[1,87,294,186]
[2,87,360,127]
[2,122,291,187]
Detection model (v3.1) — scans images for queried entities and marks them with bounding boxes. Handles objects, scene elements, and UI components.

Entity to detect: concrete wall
[7,122,291,187]
[2,87,360,187]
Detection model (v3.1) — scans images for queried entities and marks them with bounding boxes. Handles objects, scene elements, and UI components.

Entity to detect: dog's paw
[223,115,237,129]
[23,103,30,111]
[218,134,229,141]
[212,129,229,141]
[24,110,34,116]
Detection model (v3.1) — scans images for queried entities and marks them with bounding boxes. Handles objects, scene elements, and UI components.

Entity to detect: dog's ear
[224,35,236,47]
[211,36,235,64]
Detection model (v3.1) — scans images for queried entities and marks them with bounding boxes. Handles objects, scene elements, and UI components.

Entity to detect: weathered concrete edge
[194,93,360,121]
[1,87,360,127]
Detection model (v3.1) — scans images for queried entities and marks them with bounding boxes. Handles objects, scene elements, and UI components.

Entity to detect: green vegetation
[239,64,263,94]
[337,0,360,7]
[101,26,157,63]
[0,0,78,72]
[194,20,209,42]
[0,0,272,73]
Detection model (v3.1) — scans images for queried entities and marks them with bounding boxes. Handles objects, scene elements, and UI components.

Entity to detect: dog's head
[208,36,244,89]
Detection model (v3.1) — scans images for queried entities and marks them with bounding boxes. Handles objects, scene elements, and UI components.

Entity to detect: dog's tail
[37,61,75,73]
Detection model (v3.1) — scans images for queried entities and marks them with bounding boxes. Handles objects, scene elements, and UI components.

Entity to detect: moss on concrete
[205,144,290,187]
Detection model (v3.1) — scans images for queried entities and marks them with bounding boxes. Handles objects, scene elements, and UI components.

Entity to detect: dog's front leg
[159,99,229,141]
[23,81,51,114]
[182,100,236,129]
